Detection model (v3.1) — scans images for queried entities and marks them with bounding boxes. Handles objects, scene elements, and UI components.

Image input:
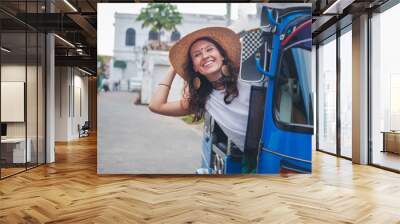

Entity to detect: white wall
[55,67,89,141]
[1,65,35,137]
[1,63,46,164]
[55,67,69,141]
[1,65,26,140]
[72,74,89,138]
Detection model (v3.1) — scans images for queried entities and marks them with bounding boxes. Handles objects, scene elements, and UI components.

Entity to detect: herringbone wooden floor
[1,134,400,224]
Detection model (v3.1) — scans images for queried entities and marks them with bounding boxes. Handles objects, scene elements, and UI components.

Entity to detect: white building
[112,13,228,92]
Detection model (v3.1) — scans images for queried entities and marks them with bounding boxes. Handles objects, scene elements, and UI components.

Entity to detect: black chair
[79,121,90,138]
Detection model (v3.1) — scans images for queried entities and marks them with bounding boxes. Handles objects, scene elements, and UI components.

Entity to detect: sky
[97,3,257,56]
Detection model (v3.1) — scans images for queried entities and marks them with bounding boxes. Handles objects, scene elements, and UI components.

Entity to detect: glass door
[1,30,28,178]
[0,1,47,179]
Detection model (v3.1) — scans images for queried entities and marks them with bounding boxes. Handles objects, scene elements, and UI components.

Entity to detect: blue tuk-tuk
[199,5,313,174]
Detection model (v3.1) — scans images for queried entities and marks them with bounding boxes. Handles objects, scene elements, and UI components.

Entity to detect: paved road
[98,92,202,174]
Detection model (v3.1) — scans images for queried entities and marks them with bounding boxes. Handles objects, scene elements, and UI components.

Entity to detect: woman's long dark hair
[185,37,239,122]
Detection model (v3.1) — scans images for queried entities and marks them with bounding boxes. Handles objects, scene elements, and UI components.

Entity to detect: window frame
[148,30,158,41]
[272,45,314,134]
[170,30,181,42]
[125,28,135,46]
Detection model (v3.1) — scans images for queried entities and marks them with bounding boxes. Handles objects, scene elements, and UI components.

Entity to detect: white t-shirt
[205,79,252,151]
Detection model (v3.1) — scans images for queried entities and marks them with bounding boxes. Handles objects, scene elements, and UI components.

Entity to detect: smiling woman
[190,39,225,81]
[149,26,252,152]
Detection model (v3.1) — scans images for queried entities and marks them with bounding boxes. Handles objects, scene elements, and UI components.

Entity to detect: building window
[126,28,135,46]
[148,31,159,41]
[171,31,181,42]
[317,35,337,155]
[113,60,127,69]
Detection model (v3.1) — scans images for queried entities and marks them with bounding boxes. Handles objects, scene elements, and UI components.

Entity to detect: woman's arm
[148,66,191,116]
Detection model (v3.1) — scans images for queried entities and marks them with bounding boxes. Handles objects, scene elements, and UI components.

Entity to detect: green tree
[136,3,182,49]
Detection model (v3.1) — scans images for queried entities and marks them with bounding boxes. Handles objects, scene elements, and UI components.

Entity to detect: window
[148,30,159,41]
[339,28,352,158]
[125,28,135,46]
[274,46,313,133]
[370,3,400,171]
[171,31,181,42]
[315,26,353,159]
[317,36,337,154]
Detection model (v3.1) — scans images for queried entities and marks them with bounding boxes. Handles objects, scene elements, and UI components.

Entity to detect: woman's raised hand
[167,66,176,77]
[148,65,190,116]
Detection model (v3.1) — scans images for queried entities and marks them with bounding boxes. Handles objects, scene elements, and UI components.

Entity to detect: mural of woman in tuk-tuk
[148,27,253,158]
[149,4,313,174]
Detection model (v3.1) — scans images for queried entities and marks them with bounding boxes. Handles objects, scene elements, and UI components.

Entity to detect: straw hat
[169,27,241,81]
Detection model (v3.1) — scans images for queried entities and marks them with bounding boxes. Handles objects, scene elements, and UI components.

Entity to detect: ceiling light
[76,48,85,55]
[1,47,11,53]
[63,0,78,12]
[54,34,75,48]
[78,67,93,76]
[322,0,354,15]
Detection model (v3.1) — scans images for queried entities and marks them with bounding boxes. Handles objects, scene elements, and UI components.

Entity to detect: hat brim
[169,27,241,81]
